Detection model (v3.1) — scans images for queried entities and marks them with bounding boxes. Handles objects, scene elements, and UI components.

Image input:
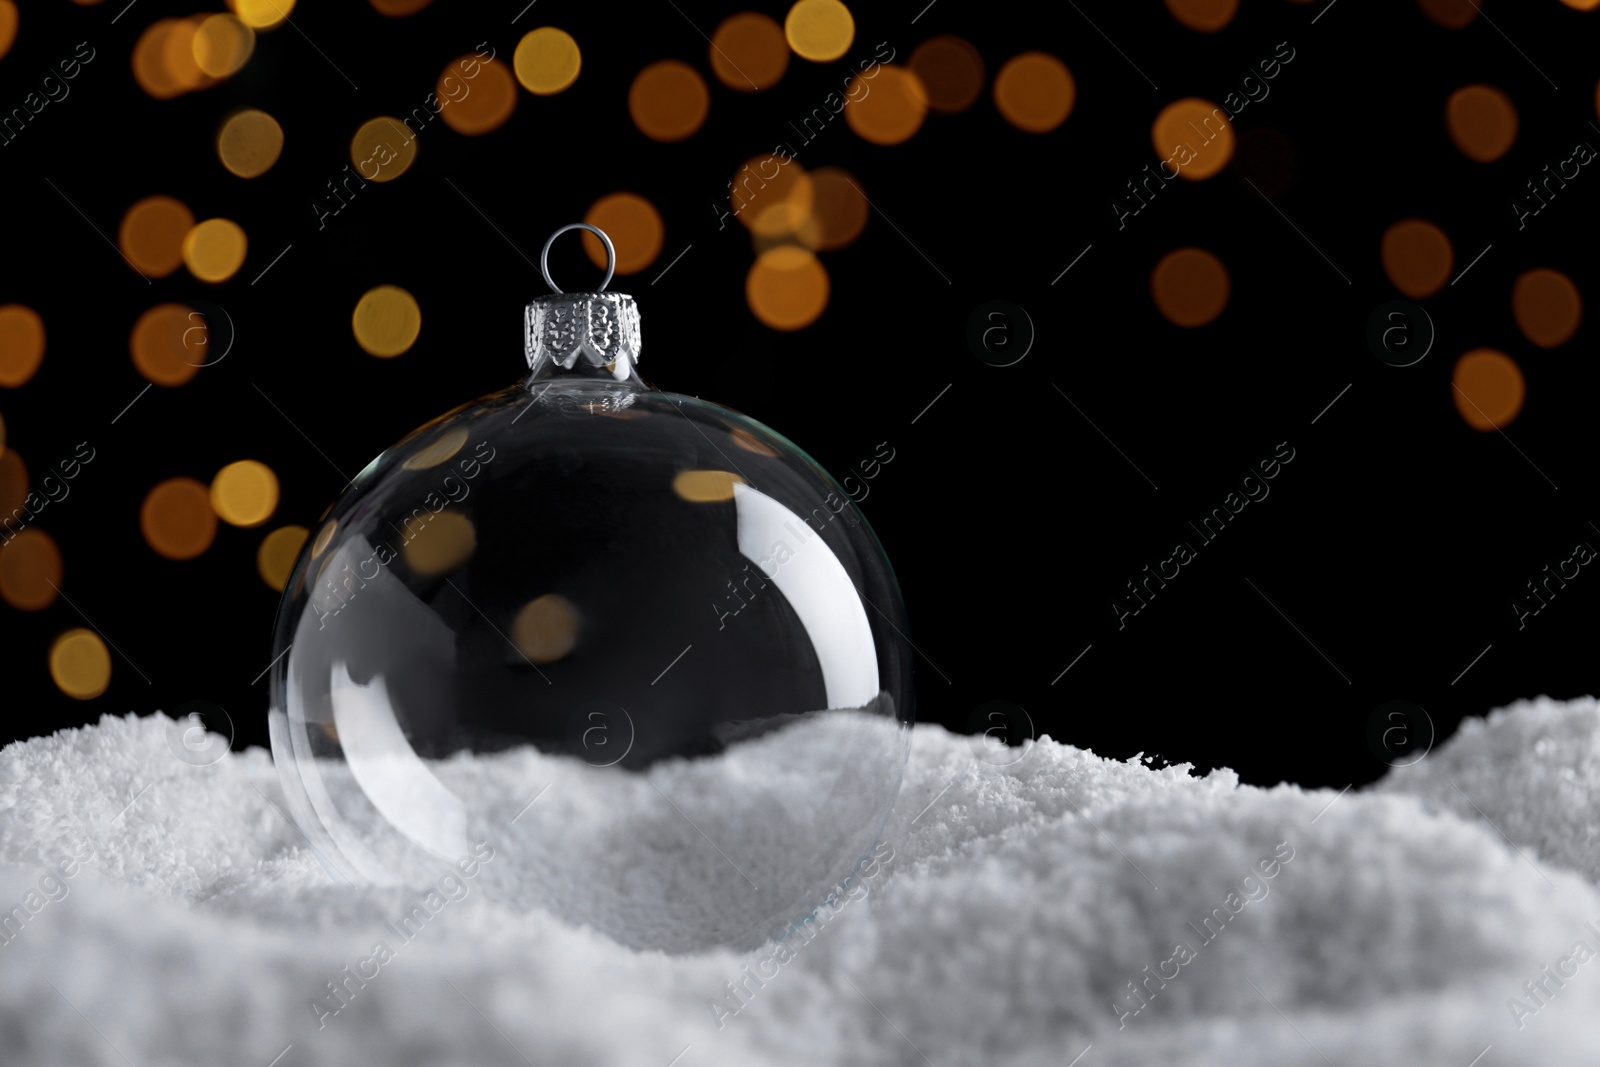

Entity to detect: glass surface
[267,355,913,952]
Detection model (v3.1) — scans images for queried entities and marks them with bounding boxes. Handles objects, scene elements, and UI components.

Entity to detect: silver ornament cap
[525,291,642,380]
[525,223,641,382]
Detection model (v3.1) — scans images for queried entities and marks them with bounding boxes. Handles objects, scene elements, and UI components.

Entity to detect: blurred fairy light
[211,460,280,528]
[119,196,195,276]
[0,528,61,611]
[1416,0,1479,27]
[130,304,203,387]
[439,54,517,136]
[514,27,581,95]
[192,14,254,78]
[217,110,284,178]
[746,247,830,331]
[629,60,711,142]
[0,451,25,514]
[6,539,60,604]
[227,0,295,31]
[1151,248,1231,327]
[403,510,476,575]
[1513,270,1583,349]
[785,0,854,63]
[1164,0,1238,33]
[994,52,1075,133]
[369,0,432,14]
[135,14,258,99]
[844,67,928,145]
[141,477,218,560]
[672,470,745,502]
[710,12,789,92]
[349,117,418,182]
[183,219,248,282]
[1446,84,1518,163]
[908,36,985,115]
[1381,219,1454,299]
[511,594,581,663]
[49,629,111,700]
[583,194,664,274]
[798,167,868,251]
[1453,350,1526,431]
[352,286,422,358]
[258,526,309,592]
[0,2,16,62]
[1150,97,1234,179]
[0,305,45,387]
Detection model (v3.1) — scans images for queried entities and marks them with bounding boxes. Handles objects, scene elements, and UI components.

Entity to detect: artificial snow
[3,698,1600,1065]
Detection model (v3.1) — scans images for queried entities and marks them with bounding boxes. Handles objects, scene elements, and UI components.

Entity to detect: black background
[1,0,1597,790]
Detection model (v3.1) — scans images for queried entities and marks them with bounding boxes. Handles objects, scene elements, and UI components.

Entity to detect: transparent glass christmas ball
[268,285,913,952]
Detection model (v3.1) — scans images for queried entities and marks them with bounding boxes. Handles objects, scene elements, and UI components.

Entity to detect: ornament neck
[524,291,643,384]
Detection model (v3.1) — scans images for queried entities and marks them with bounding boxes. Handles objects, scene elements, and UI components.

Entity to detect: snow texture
[2,697,1599,1066]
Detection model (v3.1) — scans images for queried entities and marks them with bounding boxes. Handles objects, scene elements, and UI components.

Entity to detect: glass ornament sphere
[267,244,913,953]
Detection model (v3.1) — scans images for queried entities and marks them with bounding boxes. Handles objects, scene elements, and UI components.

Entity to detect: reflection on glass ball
[268,363,913,952]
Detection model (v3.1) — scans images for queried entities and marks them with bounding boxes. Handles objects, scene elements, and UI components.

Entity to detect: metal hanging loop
[540,223,616,294]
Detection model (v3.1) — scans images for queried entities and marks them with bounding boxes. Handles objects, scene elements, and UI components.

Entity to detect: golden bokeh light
[402,429,469,470]
[183,218,248,283]
[710,12,789,92]
[994,52,1075,134]
[210,460,279,528]
[785,0,854,62]
[0,304,45,388]
[845,66,927,146]
[1151,247,1231,327]
[673,469,746,503]
[511,593,580,663]
[1446,84,1518,163]
[130,304,204,387]
[1453,349,1525,431]
[583,193,665,274]
[217,109,284,178]
[0,528,61,611]
[1512,269,1583,349]
[49,629,111,700]
[141,477,218,560]
[1557,0,1600,9]
[1380,219,1453,299]
[514,27,581,95]
[629,60,711,142]
[310,519,337,560]
[133,19,192,100]
[370,0,432,14]
[439,55,517,136]
[908,35,985,115]
[1152,98,1234,180]
[734,154,813,239]
[801,167,868,251]
[1165,0,1238,32]
[404,510,476,575]
[193,13,254,78]
[0,450,26,514]
[1416,0,1479,27]
[257,525,308,592]
[350,117,417,182]
[353,286,422,358]
[0,1,16,62]
[228,0,294,31]
[729,427,779,457]
[119,196,195,277]
[747,246,829,331]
